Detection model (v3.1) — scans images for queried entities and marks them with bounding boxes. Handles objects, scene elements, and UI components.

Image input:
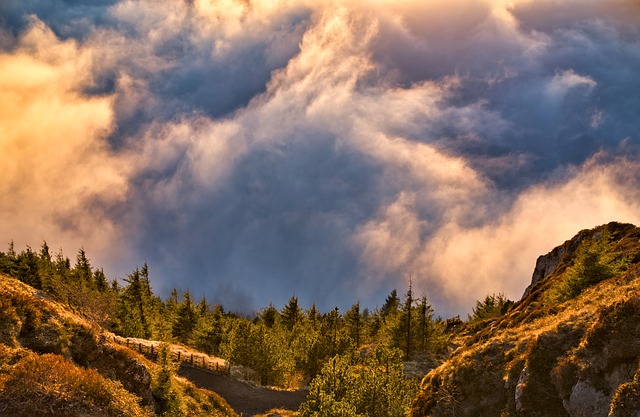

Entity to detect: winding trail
[178,363,308,417]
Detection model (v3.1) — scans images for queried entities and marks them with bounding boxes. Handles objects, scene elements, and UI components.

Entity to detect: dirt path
[178,364,308,417]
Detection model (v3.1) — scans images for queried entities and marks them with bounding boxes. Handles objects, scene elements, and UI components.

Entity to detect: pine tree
[74,248,92,287]
[196,295,210,317]
[344,302,362,347]
[281,295,301,330]
[404,279,413,359]
[417,294,434,352]
[260,303,280,328]
[140,261,152,299]
[16,246,41,289]
[325,307,342,355]
[93,268,109,292]
[116,268,150,338]
[307,304,321,329]
[38,241,55,293]
[380,289,400,320]
[172,290,197,344]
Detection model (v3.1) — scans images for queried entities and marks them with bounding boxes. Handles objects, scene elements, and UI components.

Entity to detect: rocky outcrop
[412,223,640,417]
[521,229,587,300]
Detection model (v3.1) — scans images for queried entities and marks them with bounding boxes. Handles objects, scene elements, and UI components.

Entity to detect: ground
[178,363,307,416]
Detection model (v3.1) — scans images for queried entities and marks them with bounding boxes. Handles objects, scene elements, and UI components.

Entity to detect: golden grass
[0,273,238,417]
[0,350,148,416]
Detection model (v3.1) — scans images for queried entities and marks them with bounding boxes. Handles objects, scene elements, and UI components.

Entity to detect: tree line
[0,241,512,415]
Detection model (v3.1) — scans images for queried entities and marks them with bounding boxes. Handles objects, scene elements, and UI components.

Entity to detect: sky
[1,0,640,317]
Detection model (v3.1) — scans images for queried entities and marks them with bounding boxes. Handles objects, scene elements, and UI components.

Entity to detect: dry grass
[0,350,148,416]
[0,273,238,417]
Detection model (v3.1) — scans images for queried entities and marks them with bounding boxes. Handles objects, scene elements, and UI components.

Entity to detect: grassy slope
[0,274,237,417]
[412,222,640,417]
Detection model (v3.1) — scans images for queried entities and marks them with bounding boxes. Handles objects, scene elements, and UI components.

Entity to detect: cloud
[545,69,596,99]
[364,156,640,315]
[1,0,639,315]
[0,17,131,262]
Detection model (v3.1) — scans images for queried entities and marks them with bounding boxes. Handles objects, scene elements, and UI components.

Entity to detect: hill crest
[412,222,640,417]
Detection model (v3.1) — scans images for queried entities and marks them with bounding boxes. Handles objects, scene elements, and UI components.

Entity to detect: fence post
[126,339,129,348]
[190,354,193,364]
[177,351,181,361]
[151,345,154,355]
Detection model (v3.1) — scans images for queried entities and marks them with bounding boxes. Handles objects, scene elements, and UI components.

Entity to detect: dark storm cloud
[2,0,640,316]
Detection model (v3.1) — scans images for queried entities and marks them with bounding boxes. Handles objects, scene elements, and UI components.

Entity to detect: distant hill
[412,222,640,417]
[0,274,237,416]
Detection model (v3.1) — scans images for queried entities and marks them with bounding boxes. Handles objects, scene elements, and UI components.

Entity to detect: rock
[521,229,588,300]
[515,366,528,413]
[566,381,609,417]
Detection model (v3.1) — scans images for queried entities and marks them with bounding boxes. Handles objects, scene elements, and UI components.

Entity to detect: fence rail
[110,335,231,375]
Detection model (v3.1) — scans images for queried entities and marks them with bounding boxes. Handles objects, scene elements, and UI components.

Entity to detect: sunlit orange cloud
[356,156,640,313]
[0,18,131,264]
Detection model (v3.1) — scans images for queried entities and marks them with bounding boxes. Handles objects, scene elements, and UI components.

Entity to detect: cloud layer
[1,0,639,315]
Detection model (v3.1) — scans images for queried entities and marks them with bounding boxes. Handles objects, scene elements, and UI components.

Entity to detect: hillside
[412,222,640,417]
[0,274,237,416]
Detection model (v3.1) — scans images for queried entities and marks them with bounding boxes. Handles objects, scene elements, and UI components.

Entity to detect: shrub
[467,293,512,324]
[299,346,418,417]
[0,352,147,416]
[547,230,629,305]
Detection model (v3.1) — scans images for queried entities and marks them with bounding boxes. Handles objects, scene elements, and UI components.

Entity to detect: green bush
[468,293,512,324]
[299,345,418,417]
[547,230,629,304]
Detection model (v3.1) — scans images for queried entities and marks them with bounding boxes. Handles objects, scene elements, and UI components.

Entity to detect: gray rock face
[521,245,566,299]
[566,381,609,417]
[521,230,588,300]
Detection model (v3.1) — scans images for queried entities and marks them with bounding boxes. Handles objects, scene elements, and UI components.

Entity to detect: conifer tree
[140,261,152,299]
[172,290,197,344]
[93,268,109,292]
[417,294,434,352]
[380,289,400,320]
[17,246,41,289]
[260,303,280,328]
[344,302,362,347]
[196,295,210,317]
[281,295,301,330]
[38,241,55,293]
[403,279,413,359]
[75,248,92,287]
[116,268,150,338]
[307,303,321,329]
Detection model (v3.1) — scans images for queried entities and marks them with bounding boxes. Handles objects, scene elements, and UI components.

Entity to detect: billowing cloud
[1,0,639,316]
[0,17,131,263]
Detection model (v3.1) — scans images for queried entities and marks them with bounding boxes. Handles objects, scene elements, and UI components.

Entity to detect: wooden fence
[111,335,231,375]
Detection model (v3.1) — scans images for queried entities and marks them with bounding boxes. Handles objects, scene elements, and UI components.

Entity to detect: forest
[0,240,510,415]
